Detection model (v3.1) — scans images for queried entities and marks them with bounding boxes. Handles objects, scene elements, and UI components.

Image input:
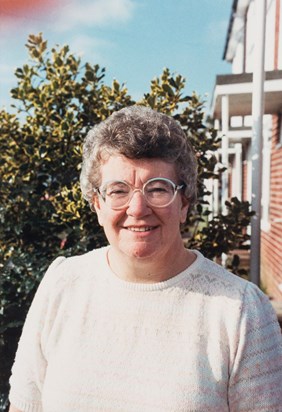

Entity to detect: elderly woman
[9,106,282,411]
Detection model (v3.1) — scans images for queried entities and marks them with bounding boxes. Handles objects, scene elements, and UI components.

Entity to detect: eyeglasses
[94,177,184,210]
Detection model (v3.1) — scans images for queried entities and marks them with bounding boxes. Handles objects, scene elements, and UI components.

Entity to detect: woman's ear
[180,195,189,224]
[92,195,104,226]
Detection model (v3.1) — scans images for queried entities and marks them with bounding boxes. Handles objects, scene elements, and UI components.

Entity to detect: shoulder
[53,245,108,273]
[190,251,272,309]
[38,246,109,295]
[190,250,249,299]
[189,251,280,333]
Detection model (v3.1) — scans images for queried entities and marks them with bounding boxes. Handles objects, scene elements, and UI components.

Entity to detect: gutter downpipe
[221,95,229,215]
[250,0,267,286]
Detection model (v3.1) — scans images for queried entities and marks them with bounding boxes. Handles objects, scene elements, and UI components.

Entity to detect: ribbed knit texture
[9,247,282,411]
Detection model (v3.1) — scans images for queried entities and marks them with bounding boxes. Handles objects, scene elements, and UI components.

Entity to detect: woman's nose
[126,190,151,216]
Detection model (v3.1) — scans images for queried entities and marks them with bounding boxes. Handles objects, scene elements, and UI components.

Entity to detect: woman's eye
[106,184,129,196]
[147,182,171,192]
[109,189,127,196]
[149,187,167,192]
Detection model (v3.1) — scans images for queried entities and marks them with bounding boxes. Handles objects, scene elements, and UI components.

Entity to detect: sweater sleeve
[228,282,282,411]
[9,256,66,412]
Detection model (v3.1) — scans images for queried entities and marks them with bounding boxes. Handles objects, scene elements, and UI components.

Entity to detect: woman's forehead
[98,155,178,183]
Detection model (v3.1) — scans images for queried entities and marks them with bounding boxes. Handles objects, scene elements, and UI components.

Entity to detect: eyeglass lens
[102,178,177,208]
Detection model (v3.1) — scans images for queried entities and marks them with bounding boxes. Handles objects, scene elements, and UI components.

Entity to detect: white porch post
[250,0,266,286]
[234,143,242,200]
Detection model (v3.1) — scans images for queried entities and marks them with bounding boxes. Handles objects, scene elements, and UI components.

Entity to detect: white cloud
[68,34,113,65]
[0,0,136,35]
[54,0,135,32]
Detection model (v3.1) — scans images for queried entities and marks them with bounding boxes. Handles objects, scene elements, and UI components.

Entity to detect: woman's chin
[128,246,158,260]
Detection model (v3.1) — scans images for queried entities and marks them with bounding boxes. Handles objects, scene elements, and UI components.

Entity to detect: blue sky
[0,0,232,113]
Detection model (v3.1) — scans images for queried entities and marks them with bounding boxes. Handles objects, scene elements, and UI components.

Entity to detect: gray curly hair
[80,105,197,207]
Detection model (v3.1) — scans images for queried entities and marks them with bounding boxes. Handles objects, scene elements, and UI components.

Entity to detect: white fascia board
[214,78,282,97]
[227,129,252,139]
[225,0,252,61]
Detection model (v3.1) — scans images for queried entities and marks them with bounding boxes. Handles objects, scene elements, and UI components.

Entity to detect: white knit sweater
[9,247,282,411]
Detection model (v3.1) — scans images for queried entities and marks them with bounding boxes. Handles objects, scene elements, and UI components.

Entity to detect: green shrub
[0,34,253,408]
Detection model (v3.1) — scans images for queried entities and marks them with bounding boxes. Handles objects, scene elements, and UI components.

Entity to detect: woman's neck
[107,246,196,284]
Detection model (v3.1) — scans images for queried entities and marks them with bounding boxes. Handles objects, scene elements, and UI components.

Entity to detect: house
[210,0,282,300]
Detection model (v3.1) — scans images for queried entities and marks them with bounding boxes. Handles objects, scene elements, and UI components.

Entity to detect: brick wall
[261,115,282,300]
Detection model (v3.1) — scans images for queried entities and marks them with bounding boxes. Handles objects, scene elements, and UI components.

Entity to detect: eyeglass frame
[93,177,185,210]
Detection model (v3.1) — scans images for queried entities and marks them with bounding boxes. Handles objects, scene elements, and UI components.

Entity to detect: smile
[126,226,156,232]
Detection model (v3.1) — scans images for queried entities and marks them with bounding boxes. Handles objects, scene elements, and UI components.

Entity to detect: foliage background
[0,34,254,409]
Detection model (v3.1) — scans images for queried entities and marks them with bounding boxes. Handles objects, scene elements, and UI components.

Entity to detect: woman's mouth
[125,226,156,232]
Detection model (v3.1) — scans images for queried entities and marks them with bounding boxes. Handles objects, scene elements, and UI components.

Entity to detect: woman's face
[93,155,189,264]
